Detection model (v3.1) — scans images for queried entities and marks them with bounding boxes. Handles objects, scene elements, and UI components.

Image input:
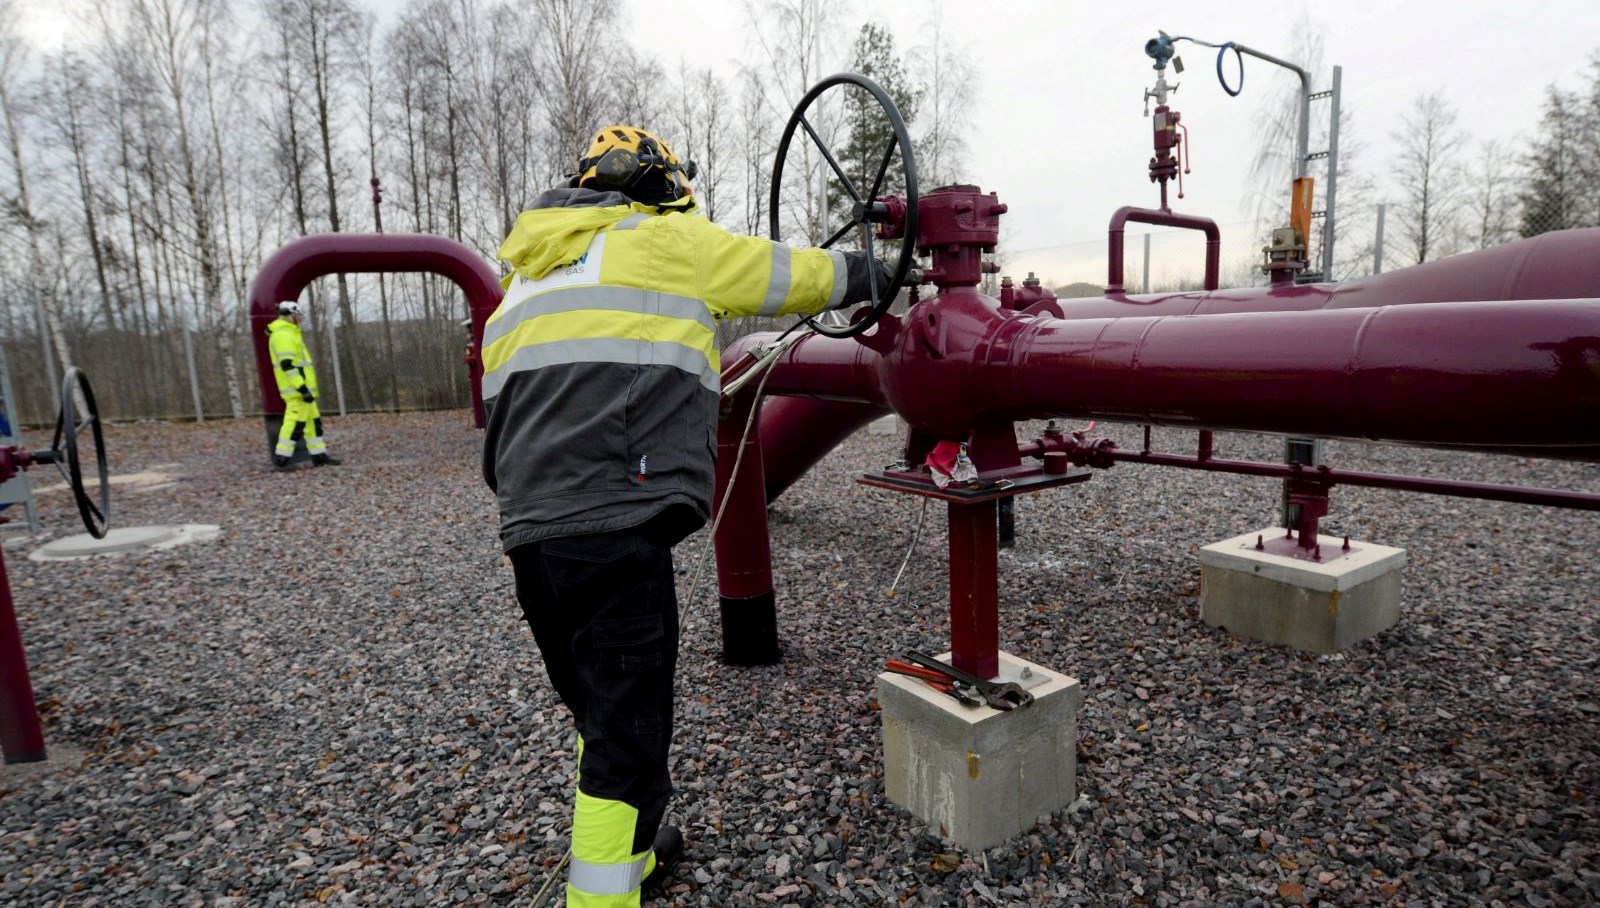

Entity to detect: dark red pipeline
[710,185,1600,672]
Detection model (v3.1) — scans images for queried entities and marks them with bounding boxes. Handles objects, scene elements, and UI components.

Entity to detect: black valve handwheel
[48,367,110,539]
[770,72,919,339]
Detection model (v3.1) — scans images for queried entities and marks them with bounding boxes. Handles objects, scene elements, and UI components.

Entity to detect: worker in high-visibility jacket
[266,300,341,470]
[481,125,890,906]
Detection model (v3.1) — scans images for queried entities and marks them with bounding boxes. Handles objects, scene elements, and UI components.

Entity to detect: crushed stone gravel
[1,410,1596,907]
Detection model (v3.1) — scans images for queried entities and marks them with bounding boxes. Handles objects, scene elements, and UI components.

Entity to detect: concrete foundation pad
[868,415,903,436]
[878,651,1081,850]
[30,524,222,562]
[0,744,88,784]
[1200,528,1407,654]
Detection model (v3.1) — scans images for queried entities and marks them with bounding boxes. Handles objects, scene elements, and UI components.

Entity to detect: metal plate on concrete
[30,524,222,562]
[1199,528,1406,592]
[0,744,88,784]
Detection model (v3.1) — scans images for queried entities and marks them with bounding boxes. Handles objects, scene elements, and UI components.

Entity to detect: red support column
[947,499,1000,679]
[0,551,46,764]
[713,391,780,665]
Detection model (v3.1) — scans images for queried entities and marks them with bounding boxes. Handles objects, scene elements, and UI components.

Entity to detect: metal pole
[35,298,59,416]
[1321,66,1343,278]
[183,327,205,423]
[1141,232,1151,293]
[1225,43,1322,522]
[948,499,1000,680]
[1229,43,1312,178]
[997,496,1015,549]
[1373,204,1387,275]
[327,320,348,417]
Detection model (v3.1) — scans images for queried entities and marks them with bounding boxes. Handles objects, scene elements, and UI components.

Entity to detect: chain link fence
[1,272,477,428]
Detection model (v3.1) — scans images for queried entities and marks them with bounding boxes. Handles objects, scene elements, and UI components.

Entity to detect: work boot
[273,455,292,471]
[642,825,683,894]
[311,454,342,467]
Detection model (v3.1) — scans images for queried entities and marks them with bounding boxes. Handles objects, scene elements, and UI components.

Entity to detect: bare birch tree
[531,0,623,182]
[910,17,973,187]
[0,3,73,394]
[1465,138,1518,249]
[735,66,772,236]
[743,0,842,243]
[1389,90,1463,265]
[127,0,244,417]
[668,62,732,224]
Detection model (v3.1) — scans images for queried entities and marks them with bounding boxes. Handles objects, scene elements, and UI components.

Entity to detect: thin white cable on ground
[528,849,570,908]
[886,496,929,597]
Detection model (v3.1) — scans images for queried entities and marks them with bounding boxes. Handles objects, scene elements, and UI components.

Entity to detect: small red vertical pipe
[248,233,502,431]
[0,551,46,764]
[713,391,780,665]
[1105,207,1221,294]
[948,500,1000,680]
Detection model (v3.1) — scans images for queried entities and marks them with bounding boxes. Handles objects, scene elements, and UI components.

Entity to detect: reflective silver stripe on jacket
[484,285,714,351]
[567,854,649,896]
[612,212,651,230]
[758,244,793,316]
[482,337,718,400]
[825,249,848,309]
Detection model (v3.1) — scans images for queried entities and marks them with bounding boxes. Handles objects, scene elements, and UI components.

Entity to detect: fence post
[1372,204,1386,275]
[183,327,205,423]
[1141,232,1151,294]
[35,298,59,415]
[327,321,348,417]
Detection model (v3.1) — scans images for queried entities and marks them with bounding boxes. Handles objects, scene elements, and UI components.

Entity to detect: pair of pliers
[884,659,982,707]
[903,651,1035,711]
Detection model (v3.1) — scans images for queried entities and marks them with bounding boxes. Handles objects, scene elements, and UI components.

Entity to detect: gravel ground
[1,409,1596,907]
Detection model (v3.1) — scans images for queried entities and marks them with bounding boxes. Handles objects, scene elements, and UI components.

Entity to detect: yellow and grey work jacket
[265,317,318,400]
[481,187,869,552]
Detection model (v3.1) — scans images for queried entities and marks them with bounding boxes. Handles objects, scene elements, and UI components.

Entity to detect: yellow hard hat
[575,125,696,203]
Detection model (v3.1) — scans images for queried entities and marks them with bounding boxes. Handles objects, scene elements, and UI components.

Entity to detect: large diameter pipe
[248,233,502,426]
[757,397,889,501]
[720,334,889,501]
[1001,300,1600,453]
[1062,227,1600,318]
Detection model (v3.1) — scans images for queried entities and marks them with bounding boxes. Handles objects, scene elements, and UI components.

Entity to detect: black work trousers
[509,525,679,855]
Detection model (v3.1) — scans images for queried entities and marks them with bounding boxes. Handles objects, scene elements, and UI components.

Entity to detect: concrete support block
[867,415,903,436]
[1199,528,1407,654]
[878,651,1081,850]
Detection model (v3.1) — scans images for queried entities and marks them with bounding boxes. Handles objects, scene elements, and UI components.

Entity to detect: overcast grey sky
[19,0,1597,275]
[628,0,1597,258]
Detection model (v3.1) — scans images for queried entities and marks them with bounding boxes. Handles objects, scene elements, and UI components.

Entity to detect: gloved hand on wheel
[839,251,896,308]
[299,387,315,403]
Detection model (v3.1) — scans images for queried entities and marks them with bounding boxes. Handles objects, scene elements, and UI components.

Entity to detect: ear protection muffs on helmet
[574,126,697,201]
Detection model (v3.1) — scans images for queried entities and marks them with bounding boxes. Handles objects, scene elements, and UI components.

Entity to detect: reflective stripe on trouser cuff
[274,440,295,457]
[570,788,652,904]
[306,437,327,454]
[568,854,650,900]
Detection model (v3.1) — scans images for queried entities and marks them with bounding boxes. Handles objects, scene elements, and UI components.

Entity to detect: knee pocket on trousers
[592,616,665,672]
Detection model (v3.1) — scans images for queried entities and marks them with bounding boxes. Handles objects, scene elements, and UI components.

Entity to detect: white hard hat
[277,300,304,317]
